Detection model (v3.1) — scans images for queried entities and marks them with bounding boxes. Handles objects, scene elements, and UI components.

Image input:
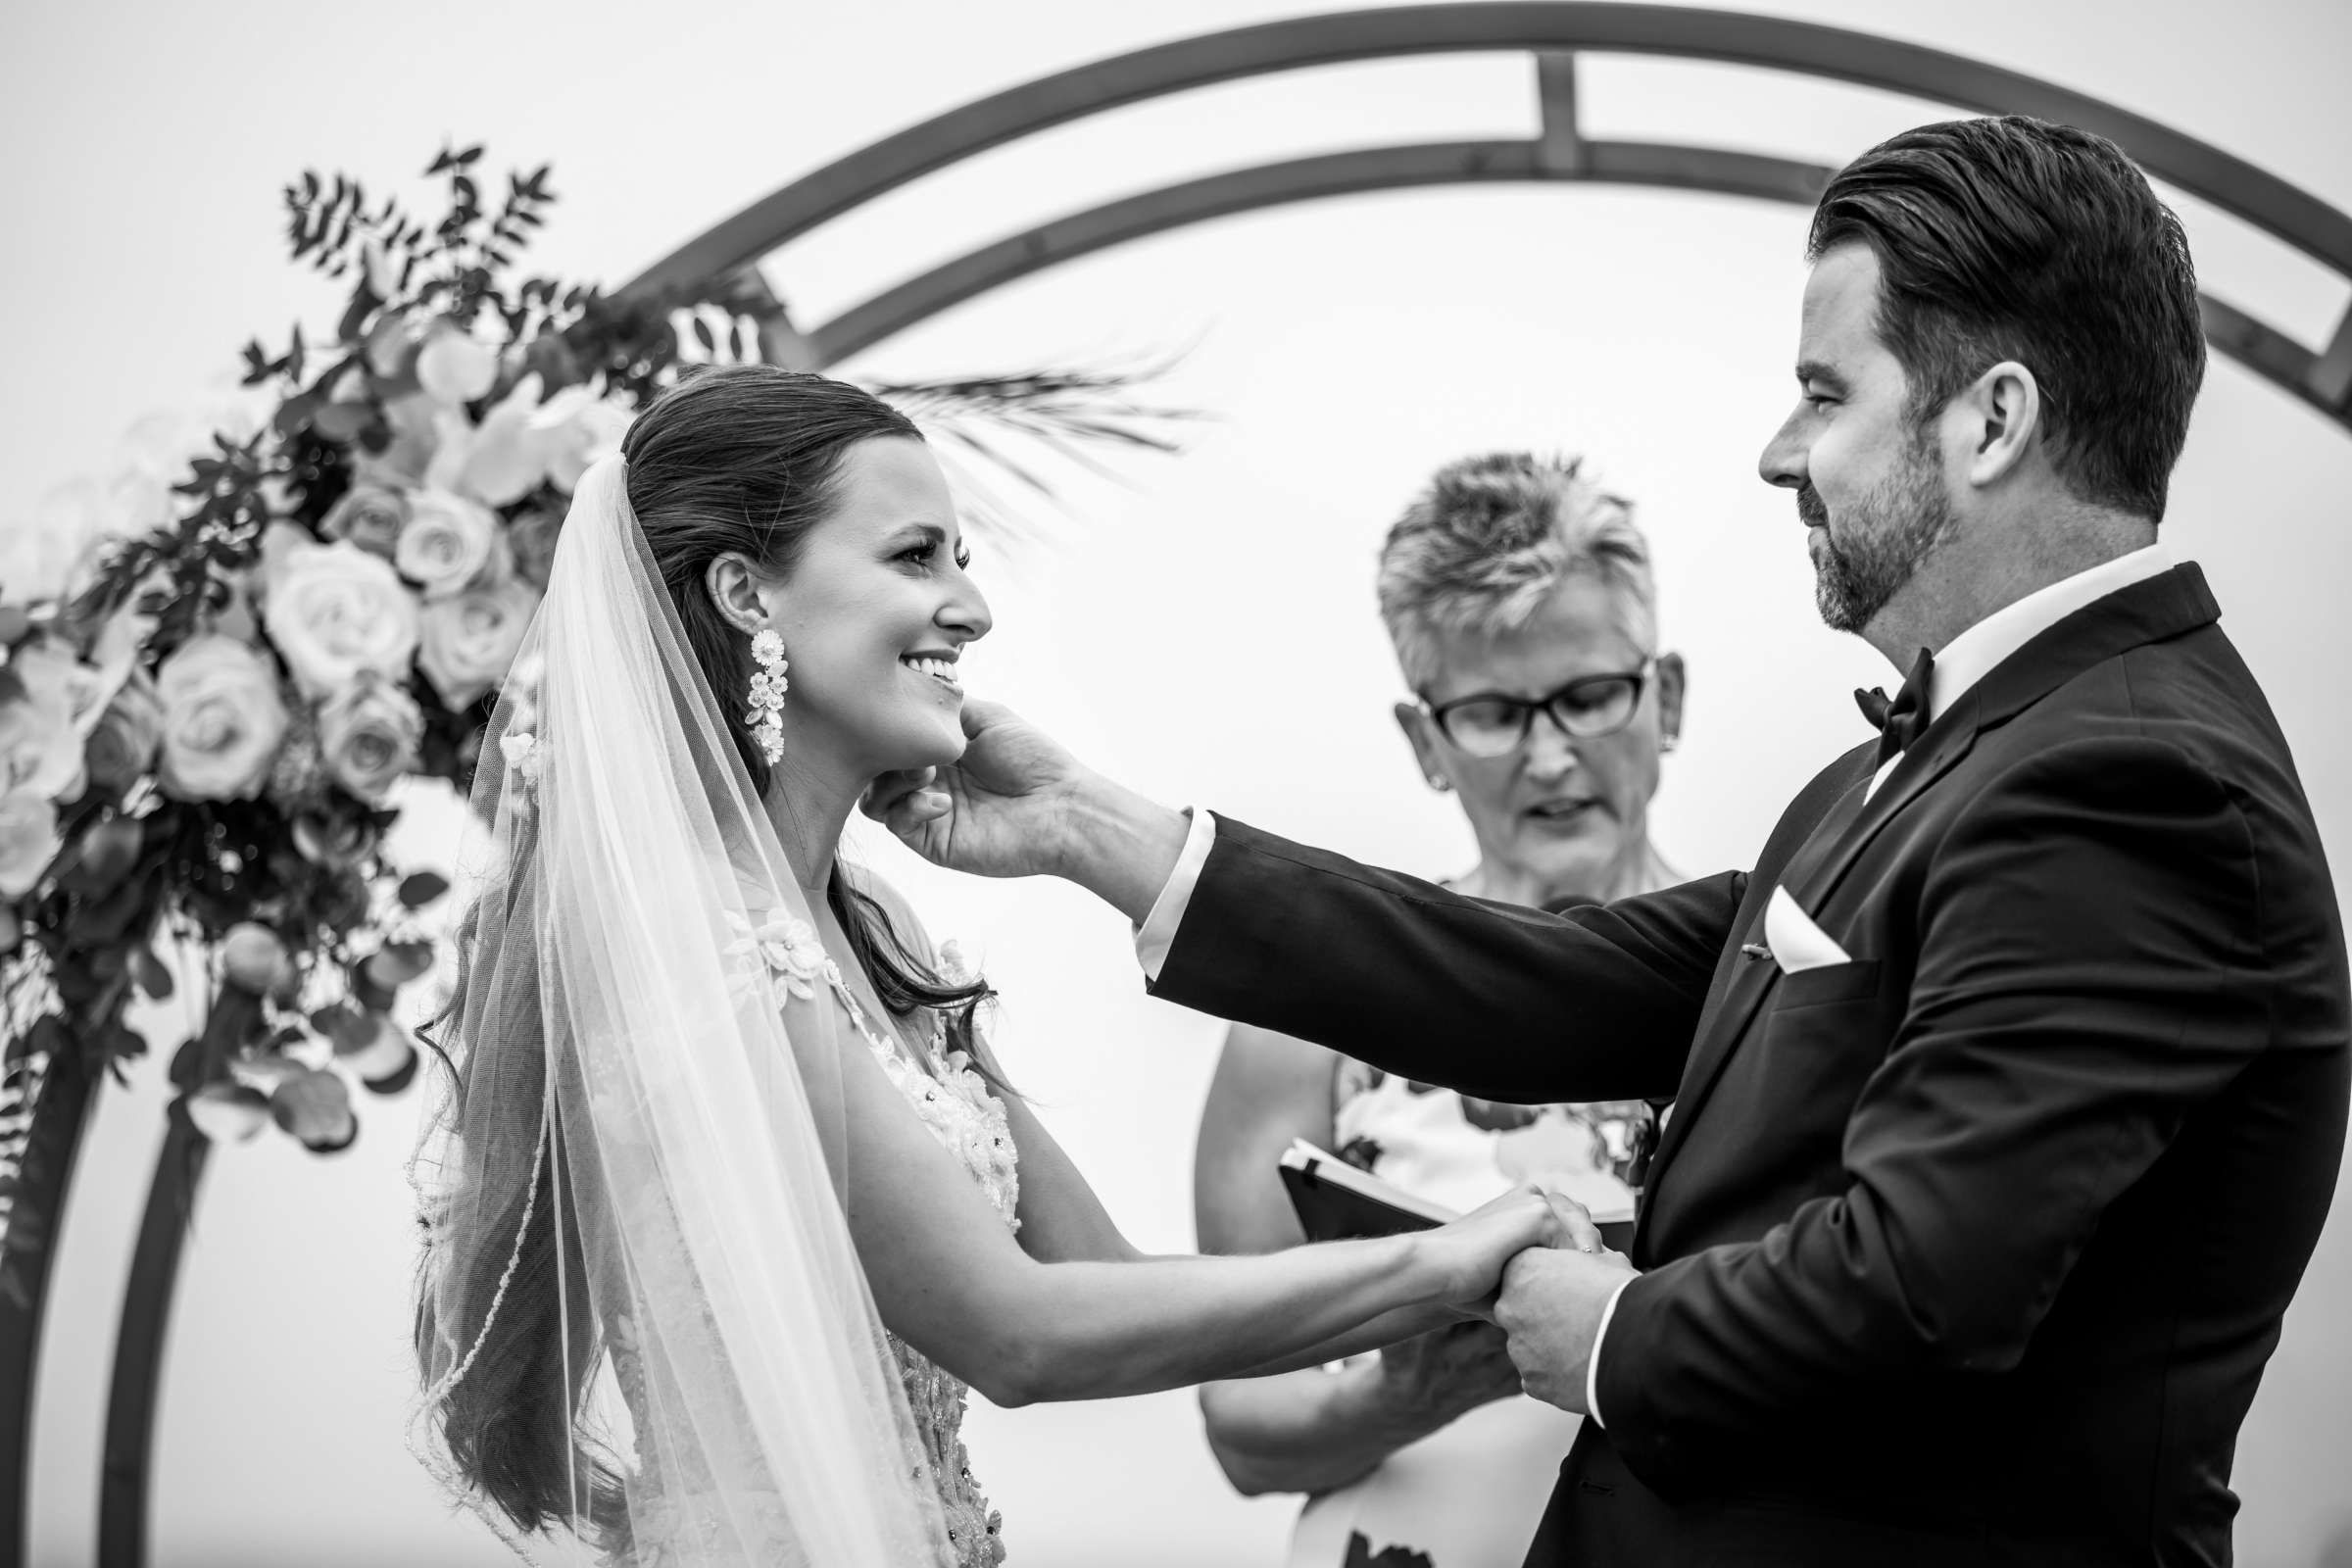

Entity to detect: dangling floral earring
[746,628,788,764]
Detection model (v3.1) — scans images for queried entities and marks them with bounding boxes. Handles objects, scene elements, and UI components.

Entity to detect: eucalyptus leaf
[397,871,451,908]
[270,1069,357,1153]
[131,948,173,1002]
[364,941,434,989]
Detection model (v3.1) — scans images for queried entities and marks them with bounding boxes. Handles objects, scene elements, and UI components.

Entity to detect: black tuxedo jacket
[1153,564,2348,1566]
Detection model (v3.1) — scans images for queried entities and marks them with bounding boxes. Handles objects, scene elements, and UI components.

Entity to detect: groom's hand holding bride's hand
[1428,1181,1608,1318]
[1493,1224,1638,1414]
[863,699,1194,922]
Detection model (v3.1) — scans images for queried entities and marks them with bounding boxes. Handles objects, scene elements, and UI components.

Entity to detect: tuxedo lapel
[1635,564,2222,1221]
[1793,707,1980,910]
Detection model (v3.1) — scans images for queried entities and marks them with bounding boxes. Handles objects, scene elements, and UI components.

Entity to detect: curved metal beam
[622,3,2352,295]
[802,140,2344,434]
[807,137,1834,364]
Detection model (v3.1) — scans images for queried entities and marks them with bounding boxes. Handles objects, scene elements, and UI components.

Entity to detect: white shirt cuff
[1586,1274,1636,1428]
[1134,808,1217,982]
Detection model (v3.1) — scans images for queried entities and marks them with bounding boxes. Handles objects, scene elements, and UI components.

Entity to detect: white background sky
[6,2,2351,1565]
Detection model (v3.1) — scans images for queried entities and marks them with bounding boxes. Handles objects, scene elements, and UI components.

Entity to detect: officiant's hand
[864,700,1194,921]
[1371,1320,1527,1427]
[1494,1244,1638,1413]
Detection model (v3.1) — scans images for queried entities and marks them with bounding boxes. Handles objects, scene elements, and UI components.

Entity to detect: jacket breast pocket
[1737,959,1895,1172]
[1774,957,1884,1008]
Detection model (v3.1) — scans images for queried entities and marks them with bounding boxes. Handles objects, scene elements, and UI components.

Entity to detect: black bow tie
[1855,647,1935,771]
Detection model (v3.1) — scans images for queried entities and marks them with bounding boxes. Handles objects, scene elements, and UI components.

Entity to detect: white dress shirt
[1136,542,2179,1426]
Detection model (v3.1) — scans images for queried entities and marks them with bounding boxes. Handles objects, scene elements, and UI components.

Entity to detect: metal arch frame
[621,3,2352,432]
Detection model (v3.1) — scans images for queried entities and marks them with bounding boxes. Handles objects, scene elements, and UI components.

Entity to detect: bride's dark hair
[418,363,995,1545]
[627,365,998,1057]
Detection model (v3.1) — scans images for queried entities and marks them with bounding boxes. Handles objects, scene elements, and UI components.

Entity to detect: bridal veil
[410,455,951,1564]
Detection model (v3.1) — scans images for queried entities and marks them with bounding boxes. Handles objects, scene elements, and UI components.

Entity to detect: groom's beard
[1803,430,1956,635]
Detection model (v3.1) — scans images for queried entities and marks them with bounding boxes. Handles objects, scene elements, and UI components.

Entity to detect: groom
[871,117,2349,1565]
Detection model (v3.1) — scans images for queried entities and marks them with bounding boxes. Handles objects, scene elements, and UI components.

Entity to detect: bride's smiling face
[760,437,991,781]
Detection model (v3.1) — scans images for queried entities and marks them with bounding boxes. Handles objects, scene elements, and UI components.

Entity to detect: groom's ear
[1956,359,2044,492]
[705,552,770,635]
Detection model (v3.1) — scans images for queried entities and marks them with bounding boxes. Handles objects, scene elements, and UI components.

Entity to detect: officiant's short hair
[1377,452,1653,693]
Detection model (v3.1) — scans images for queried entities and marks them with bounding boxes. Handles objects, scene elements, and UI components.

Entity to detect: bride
[410,364,1593,1565]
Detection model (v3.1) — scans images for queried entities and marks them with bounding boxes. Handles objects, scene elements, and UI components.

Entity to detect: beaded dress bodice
[833,977,1019,1568]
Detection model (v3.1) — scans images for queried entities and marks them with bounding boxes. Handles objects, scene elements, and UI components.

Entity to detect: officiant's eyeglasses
[1423,661,1657,758]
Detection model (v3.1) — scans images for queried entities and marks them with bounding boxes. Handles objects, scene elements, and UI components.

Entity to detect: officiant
[1192,451,1681,1568]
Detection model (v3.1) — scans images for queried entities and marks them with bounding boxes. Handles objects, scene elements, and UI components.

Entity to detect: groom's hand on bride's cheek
[864,766,946,826]
[862,700,1087,878]
[1494,1246,1637,1413]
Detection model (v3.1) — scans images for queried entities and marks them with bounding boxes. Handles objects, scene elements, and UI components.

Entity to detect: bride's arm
[987,1052,1477,1370]
[839,1034,1567,1407]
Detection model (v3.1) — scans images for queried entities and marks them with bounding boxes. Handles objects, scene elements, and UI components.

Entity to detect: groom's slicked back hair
[1809,116,2206,523]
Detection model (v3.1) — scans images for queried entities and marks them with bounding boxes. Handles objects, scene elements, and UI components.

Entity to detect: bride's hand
[862,699,1087,880]
[1417,1182,1605,1314]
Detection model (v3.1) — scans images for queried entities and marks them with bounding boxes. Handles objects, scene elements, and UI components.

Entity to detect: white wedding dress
[604,965,1019,1568]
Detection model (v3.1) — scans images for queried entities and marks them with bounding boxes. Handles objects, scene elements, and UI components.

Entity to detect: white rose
[531,386,636,493]
[15,641,114,734]
[417,578,540,710]
[155,634,289,801]
[316,674,422,804]
[318,482,410,560]
[452,373,552,508]
[0,648,92,803]
[395,490,501,601]
[0,792,61,896]
[263,539,421,698]
[414,325,500,406]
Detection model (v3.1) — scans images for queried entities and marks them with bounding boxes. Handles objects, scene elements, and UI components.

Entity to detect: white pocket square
[1764,885,1852,973]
